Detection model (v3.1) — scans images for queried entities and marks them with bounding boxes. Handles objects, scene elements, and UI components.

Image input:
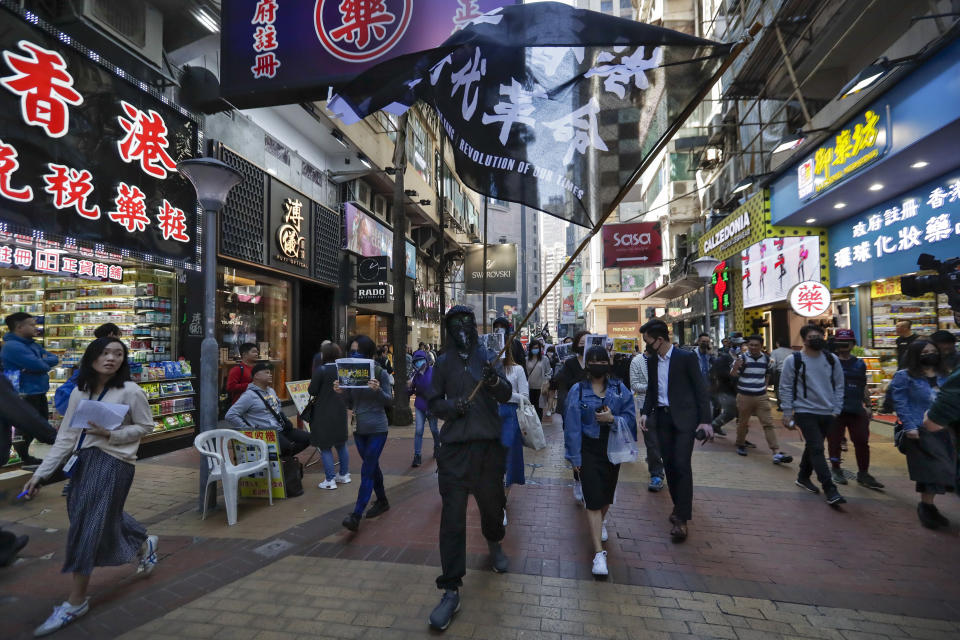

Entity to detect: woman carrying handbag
[23,337,158,636]
[524,340,550,421]
[308,342,350,490]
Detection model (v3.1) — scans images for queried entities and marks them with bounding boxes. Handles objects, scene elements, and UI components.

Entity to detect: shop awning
[645,274,703,300]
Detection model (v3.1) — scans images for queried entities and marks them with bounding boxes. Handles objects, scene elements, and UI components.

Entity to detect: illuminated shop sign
[829,172,960,287]
[796,108,890,200]
[0,232,123,281]
[0,6,200,269]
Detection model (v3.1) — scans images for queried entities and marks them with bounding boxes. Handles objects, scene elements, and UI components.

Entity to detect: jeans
[795,413,837,491]
[321,442,350,481]
[414,407,440,456]
[353,433,388,516]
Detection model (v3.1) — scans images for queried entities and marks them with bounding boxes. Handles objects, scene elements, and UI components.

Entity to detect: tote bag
[517,397,546,450]
[607,423,639,465]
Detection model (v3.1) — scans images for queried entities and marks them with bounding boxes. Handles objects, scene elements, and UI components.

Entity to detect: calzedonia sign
[703,210,750,254]
[0,6,200,269]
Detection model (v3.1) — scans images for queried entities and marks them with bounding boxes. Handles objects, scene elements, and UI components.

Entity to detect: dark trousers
[529,388,543,421]
[795,413,837,490]
[277,428,310,457]
[640,415,664,477]
[711,392,737,430]
[828,412,870,472]
[436,440,506,590]
[1,393,51,464]
[353,433,388,516]
[653,408,696,521]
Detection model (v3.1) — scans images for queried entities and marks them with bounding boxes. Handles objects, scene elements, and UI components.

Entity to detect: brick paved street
[2,413,959,639]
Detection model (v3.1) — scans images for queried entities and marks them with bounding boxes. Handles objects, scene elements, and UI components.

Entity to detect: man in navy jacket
[2,313,58,465]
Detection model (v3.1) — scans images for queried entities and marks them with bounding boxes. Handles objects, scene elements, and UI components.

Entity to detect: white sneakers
[503,509,508,527]
[319,474,351,490]
[136,535,158,576]
[573,480,584,504]
[34,599,89,636]
[592,551,608,576]
[601,521,608,542]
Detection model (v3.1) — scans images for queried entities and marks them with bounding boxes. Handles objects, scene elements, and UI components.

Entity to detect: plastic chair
[195,429,273,526]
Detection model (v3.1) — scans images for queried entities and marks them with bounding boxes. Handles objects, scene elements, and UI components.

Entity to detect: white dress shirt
[657,345,674,407]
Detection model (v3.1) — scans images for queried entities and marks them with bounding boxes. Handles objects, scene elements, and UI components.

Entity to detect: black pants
[795,412,837,491]
[640,417,664,477]
[0,393,51,465]
[529,388,543,421]
[653,407,696,521]
[436,439,506,590]
[278,428,310,457]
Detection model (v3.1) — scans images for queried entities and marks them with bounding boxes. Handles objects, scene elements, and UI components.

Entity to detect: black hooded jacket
[427,308,512,444]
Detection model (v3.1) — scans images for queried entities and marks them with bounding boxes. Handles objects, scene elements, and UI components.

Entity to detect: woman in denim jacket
[890,339,953,529]
[564,346,636,577]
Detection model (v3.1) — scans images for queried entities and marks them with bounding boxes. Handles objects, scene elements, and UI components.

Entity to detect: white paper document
[69,400,129,431]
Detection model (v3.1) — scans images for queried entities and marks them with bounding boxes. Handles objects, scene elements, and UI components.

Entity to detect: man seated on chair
[225,363,309,457]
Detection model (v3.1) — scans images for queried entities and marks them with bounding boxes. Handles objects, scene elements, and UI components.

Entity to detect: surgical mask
[587,363,610,378]
[531,348,540,356]
[807,337,825,351]
[920,353,941,367]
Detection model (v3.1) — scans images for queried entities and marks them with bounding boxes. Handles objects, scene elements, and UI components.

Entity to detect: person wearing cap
[827,329,884,490]
[930,330,959,373]
[225,363,310,457]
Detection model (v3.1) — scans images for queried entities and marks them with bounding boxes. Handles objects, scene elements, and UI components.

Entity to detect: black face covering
[574,344,585,356]
[807,337,826,351]
[920,353,941,367]
[446,313,477,353]
[645,339,658,356]
[587,363,610,378]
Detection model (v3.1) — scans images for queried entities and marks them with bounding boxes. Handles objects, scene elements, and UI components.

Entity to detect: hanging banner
[327,3,730,228]
[342,201,416,278]
[220,0,519,108]
[601,222,662,268]
[560,267,575,324]
[463,243,518,293]
[0,6,200,269]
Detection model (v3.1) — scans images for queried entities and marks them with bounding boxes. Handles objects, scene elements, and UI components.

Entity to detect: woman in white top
[24,337,158,637]
[501,342,530,523]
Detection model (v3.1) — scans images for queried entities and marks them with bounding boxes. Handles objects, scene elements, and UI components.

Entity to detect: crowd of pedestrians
[5,303,960,636]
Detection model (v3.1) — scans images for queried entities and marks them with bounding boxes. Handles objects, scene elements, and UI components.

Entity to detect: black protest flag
[328,2,732,228]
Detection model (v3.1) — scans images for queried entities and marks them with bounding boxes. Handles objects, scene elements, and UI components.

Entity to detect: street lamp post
[691,255,721,343]
[176,157,243,511]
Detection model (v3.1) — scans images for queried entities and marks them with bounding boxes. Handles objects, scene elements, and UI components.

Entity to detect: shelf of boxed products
[132,361,197,440]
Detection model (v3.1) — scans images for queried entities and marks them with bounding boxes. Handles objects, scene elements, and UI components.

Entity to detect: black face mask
[644,339,658,356]
[587,363,610,378]
[698,343,709,352]
[447,313,477,352]
[574,344,584,355]
[920,353,941,367]
[807,337,826,351]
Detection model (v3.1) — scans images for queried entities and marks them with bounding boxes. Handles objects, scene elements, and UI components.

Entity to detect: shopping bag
[607,423,639,465]
[517,397,546,450]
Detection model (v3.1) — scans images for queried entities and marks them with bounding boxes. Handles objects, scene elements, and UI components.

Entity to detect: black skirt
[62,447,147,576]
[580,427,620,511]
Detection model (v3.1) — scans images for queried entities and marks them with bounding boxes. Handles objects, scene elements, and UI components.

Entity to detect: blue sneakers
[648,476,664,492]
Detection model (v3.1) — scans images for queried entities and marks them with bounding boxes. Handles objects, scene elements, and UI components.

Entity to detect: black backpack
[790,351,837,400]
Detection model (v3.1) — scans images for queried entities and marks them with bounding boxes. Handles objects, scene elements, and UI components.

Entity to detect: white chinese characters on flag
[789,281,832,318]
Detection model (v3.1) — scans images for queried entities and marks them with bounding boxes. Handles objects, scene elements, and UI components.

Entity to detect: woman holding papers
[22,337,158,637]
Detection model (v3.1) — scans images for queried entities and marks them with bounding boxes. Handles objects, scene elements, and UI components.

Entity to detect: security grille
[314,202,341,285]
[218,146,266,264]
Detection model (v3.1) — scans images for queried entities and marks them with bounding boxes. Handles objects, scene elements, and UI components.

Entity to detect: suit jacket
[641,347,711,431]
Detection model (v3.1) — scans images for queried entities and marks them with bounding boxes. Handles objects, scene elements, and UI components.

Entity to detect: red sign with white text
[601,222,662,268]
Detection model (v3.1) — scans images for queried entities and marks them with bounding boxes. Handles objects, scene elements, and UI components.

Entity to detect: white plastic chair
[195,429,273,526]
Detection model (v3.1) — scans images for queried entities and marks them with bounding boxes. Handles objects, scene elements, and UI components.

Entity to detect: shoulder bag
[517,396,546,450]
[254,390,295,432]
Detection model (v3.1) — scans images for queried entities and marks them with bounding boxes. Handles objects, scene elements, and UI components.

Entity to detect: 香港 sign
[221,0,517,108]
[797,108,890,200]
[0,7,200,269]
[829,172,960,288]
[789,281,831,318]
[601,222,662,268]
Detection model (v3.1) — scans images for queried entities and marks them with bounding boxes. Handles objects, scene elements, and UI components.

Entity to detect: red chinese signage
[601,222,662,268]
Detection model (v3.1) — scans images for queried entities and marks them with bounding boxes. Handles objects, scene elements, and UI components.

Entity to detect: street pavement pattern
[1,412,959,639]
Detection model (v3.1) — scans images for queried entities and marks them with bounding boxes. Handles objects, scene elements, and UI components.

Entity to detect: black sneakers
[411,454,422,468]
[429,589,461,630]
[488,540,509,573]
[341,513,360,532]
[825,487,847,505]
[857,471,884,490]
[917,502,950,529]
[795,478,820,494]
[365,499,390,519]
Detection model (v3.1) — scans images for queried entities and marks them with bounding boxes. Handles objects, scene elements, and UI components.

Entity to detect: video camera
[900,253,960,312]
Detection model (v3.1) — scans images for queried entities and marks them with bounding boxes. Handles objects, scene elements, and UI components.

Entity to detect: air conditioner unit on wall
[74,0,164,68]
[372,194,388,217]
[346,180,371,209]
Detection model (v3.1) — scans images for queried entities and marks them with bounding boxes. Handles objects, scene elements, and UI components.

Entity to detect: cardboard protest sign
[336,358,376,388]
[285,380,311,416]
[555,343,572,360]
[586,335,608,349]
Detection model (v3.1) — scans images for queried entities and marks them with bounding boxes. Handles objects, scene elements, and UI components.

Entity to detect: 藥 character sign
[788,281,831,318]
[0,8,200,268]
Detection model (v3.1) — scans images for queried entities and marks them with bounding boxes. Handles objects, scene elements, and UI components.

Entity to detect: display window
[870,293,938,349]
[1,266,193,466]
[350,311,390,348]
[217,266,291,402]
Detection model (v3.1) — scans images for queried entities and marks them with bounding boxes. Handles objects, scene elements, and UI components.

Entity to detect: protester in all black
[709,340,739,438]
[308,342,350,490]
[426,306,512,632]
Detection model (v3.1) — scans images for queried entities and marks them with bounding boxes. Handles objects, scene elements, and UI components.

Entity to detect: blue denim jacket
[890,369,948,432]
[563,378,636,468]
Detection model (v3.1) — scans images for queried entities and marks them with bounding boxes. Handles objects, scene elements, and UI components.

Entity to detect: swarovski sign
[464,243,518,294]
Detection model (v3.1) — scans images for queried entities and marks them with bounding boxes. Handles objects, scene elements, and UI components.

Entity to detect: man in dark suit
[639,320,713,541]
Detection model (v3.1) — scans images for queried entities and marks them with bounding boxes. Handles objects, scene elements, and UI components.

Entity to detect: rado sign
[357,284,390,304]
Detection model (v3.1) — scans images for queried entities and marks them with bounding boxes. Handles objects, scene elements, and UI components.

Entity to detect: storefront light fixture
[805,218,817,224]
[357,153,372,169]
[192,8,219,33]
[690,255,720,279]
[404,189,418,197]
[911,160,929,169]
[833,202,847,209]
[868,182,884,191]
[419,199,431,206]
[331,129,348,148]
[177,157,243,211]
[840,55,918,99]
[730,173,772,195]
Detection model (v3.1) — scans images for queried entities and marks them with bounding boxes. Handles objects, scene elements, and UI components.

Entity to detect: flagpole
[468,22,764,402]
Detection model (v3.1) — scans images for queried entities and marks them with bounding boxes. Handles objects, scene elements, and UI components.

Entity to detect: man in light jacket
[629,351,663,492]
[225,363,309,457]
